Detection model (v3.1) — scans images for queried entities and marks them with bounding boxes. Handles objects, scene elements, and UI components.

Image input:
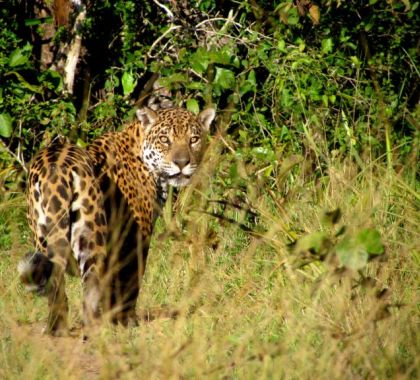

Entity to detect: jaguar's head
[136,107,215,187]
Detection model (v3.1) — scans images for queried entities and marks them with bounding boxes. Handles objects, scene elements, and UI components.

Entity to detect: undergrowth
[0,138,418,379]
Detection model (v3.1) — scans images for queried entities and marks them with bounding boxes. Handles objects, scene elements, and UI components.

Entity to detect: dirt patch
[15,322,101,379]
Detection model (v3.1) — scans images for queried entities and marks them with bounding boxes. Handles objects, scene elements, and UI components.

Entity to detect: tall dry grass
[0,137,418,379]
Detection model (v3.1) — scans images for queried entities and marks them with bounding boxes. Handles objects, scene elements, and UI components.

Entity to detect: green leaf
[247,69,257,87]
[76,138,87,148]
[186,81,205,91]
[208,46,233,65]
[355,228,384,255]
[24,17,53,26]
[321,38,333,54]
[9,49,28,67]
[337,238,369,270]
[190,50,209,74]
[40,70,63,91]
[121,71,137,97]
[350,56,361,67]
[159,73,189,88]
[239,70,257,96]
[0,113,13,138]
[214,68,235,90]
[8,43,32,67]
[239,82,254,96]
[277,39,286,52]
[287,8,300,25]
[295,231,328,254]
[229,162,238,179]
[298,42,306,52]
[186,99,200,114]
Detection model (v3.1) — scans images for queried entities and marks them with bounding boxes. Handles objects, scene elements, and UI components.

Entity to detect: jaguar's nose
[173,155,190,170]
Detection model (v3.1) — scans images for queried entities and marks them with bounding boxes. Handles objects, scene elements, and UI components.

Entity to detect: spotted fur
[20,107,215,335]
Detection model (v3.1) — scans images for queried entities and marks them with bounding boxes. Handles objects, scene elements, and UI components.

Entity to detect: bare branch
[147,24,181,59]
[0,139,28,173]
[195,17,242,30]
[152,0,174,19]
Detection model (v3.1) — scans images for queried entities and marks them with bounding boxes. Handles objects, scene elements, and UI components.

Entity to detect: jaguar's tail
[18,252,54,295]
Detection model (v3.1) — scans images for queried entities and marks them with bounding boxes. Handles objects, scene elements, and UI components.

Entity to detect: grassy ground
[0,141,418,379]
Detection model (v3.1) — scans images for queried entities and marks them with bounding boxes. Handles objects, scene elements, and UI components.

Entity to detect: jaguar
[18,106,215,335]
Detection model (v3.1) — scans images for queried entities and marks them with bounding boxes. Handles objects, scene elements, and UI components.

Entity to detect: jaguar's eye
[159,135,170,144]
[190,136,200,144]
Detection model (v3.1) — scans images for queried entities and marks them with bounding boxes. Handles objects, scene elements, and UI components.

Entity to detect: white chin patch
[168,176,191,187]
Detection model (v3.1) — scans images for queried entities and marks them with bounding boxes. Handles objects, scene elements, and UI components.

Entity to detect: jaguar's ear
[136,107,158,131]
[198,108,216,132]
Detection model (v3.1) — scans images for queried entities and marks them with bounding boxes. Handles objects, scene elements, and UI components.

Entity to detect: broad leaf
[355,228,384,255]
[8,43,32,67]
[287,8,300,25]
[0,113,13,138]
[186,99,200,115]
[214,68,235,90]
[321,38,333,55]
[309,5,320,25]
[121,71,137,97]
[190,49,209,74]
[159,73,188,88]
[41,70,63,91]
[294,231,328,254]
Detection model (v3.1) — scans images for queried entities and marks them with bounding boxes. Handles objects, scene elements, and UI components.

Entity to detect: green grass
[0,144,418,379]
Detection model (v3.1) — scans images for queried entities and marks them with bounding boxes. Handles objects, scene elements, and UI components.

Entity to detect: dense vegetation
[0,1,418,379]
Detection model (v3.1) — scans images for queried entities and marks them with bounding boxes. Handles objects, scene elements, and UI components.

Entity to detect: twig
[152,0,174,19]
[195,17,242,30]
[188,68,209,83]
[402,47,420,77]
[0,139,28,173]
[147,24,181,59]
[17,120,26,170]
[217,133,236,154]
[255,164,275,175]
[207,199,259,218]
[196,209,265,237]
